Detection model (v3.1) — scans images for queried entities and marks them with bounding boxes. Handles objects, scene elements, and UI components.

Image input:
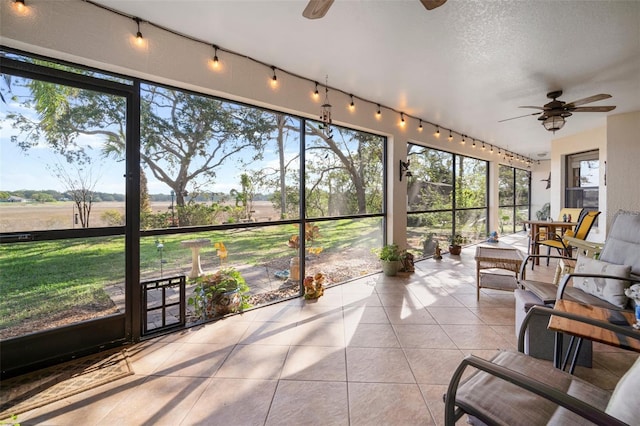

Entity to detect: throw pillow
[573,254,631,309]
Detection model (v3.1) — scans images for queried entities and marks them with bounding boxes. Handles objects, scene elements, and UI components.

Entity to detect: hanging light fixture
[349,94,355,111]
[418,120,424,132]
[376,104,381,119]
[313,82,319,99]
[270,66,278,88]
[461,135,466,145]
[133,17,144,47]
[319,75,333,139]
[542,115,566,133]
[400,113,406,127]
[13,0,26,12]
[448,130,453,142]
[471,139,476,148]
[211,45,220,70]
[435,125,440,137]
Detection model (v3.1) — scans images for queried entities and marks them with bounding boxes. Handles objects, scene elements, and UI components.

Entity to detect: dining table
[522,219,577,264]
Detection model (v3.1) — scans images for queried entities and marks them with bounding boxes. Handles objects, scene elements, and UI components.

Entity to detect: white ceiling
[93,0,640,160]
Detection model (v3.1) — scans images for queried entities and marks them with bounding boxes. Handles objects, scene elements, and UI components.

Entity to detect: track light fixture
[400,113,406,127]
[270,66,278,88]
[461,135,466,145]
[448,130,453,142]
[376,104,381,119]
[435,125,440,137]
[349,94,355,111]
[313,82,319,99]
[418,120,423,131]
[481,142,486,150]
[472,139,476,148]
[399,159,412,181]
[133,17,144,47]
[211,45,220,70]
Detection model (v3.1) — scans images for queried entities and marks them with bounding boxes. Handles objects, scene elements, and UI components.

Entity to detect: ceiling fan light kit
[502,90,616,133]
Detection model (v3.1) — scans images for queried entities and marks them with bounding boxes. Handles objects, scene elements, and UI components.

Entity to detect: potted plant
[448,234,467,256]
[188,267,251,319]
[374,243,403,276]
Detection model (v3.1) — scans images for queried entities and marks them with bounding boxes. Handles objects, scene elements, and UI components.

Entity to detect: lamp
[400,112,406,127]
[313,82,319,99]
[418,120,423,131]
[211,45,220,70]
[376,104,381,119]
[542,115,565,132]
[270,66,278,88]
[435,125,440,137]
[319,75,332,138]
[349,94,355,111]
[399,159,412,181]
[134,17,144,46]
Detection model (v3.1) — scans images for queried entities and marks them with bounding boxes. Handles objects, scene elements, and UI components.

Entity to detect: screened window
[498,165,530,234]
[565,150,599,210]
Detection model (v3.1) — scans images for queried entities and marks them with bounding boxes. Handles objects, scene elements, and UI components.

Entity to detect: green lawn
[0,218,382,332]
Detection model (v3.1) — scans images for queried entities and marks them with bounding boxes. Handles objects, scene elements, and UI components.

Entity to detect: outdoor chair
[444,305,640,426]
[526,208,584,254]
[515,210,640,366]
[533,210,599,267]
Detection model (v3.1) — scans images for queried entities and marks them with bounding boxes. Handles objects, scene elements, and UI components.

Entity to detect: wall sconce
[399,160,412,181]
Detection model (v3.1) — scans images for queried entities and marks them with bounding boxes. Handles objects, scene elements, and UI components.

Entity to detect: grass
[0,218,382,331]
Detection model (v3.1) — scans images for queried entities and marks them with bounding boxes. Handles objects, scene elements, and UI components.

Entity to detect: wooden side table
[552,258,576,285]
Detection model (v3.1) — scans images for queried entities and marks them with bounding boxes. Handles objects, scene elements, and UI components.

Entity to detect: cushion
[606,356,640,424]
[572,254,631,309]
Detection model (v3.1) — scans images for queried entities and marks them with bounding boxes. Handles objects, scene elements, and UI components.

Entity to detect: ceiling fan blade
[565,93,611,108]
[420,0,447,10]
[302,0,334,19]
[498,112,541,123]
[518,106,546,110]
[571,106,617,112]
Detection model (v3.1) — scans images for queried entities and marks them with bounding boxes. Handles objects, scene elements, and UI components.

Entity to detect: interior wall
[550,125,607,241]
[606,111,640,228]
[530,160,551,219]
[1,0,532,247]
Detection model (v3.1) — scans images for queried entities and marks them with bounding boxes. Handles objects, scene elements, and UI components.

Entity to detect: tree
[4,77,276,222]
[49,162,100,228]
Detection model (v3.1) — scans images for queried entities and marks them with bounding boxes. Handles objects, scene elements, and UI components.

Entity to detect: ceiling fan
[500,90,616,133]
[303,0,447,19]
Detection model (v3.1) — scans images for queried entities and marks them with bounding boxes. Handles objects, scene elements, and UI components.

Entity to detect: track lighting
[481,142,486,150]
[210,45,220,70]
[418,120,423,131]
[349,94,355,111]
[13,0,26,13]
[133,17,144,47]
[448,130,453,141]
[376,104,381,119]
[490,145,494,154]
[435,125,440,137]
[472,139,476,148]
[270,66,278,89]
[313,82,319,99]
[461,135,466,145]
[399,160,412,181]
[400,113,406,127]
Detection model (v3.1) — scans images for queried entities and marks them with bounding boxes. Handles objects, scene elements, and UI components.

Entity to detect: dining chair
[535,210,600,266]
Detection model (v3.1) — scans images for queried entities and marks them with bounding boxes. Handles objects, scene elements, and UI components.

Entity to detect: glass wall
[498,165,531,234]
[406,144,488,257]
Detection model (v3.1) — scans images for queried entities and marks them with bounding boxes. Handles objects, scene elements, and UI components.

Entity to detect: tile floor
[11,234,638,425]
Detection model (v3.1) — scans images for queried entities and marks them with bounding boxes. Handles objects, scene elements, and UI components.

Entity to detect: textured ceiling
[92,0,640,159]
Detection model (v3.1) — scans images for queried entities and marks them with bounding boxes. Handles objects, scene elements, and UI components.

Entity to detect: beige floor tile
[125,341,183,375]
[346,347,415,383]
[239,321,297,346]
[96,375,210,425]
[343,305,390,324]
[215,344,289,379]
[249,303,301,324]
[187,378,277,425]
[183,319,251,345]
[265,380,349,426]
[377,291,423,307]
[342,292,382,307]
[427,307,480,325]
[442,324,512,350]
[290,320,346,347]
[281,346,347,381]
[393,324,457,349]
[154,342,233,377]
[405,349,466,384]
[470,307,515,325]
[345,322,399,347]
[384,306,437,324]
[296,302,344,323]
[349,382,434,425]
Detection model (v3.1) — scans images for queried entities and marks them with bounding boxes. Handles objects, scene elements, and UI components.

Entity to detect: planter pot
[381,260,402,276]
[449,245,462,256]
[212,289,241,316]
